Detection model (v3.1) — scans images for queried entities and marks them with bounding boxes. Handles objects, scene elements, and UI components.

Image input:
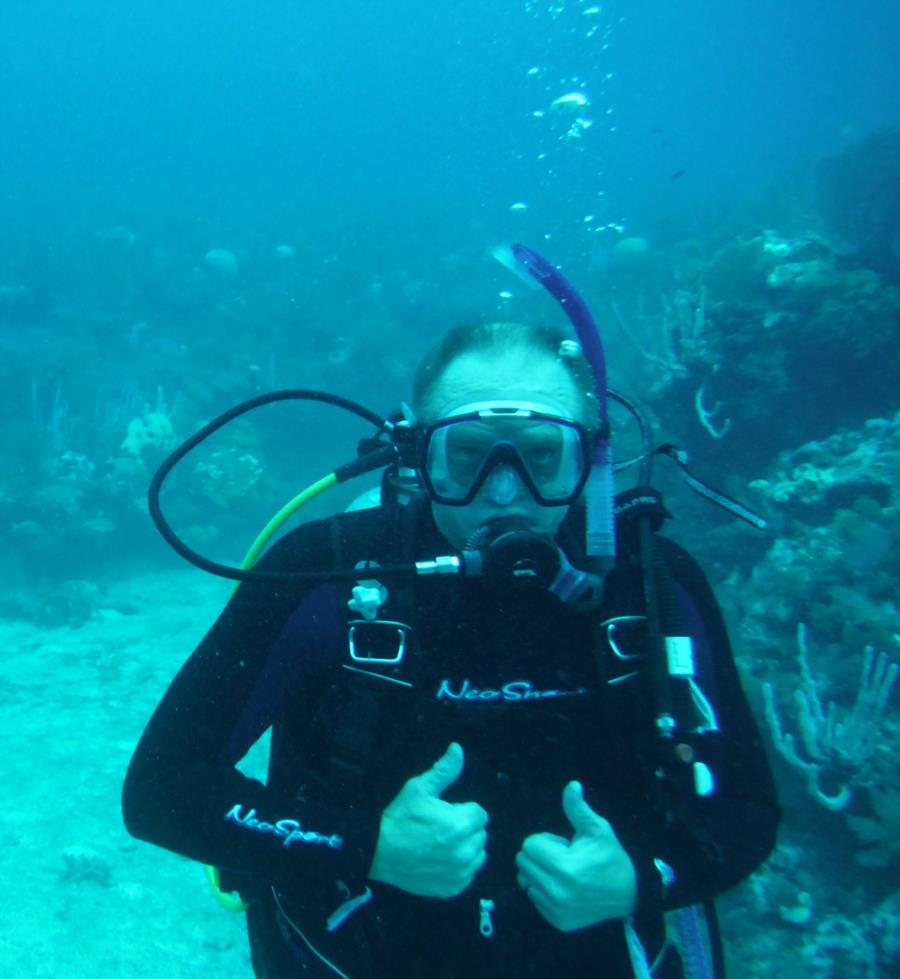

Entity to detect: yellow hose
[232,472,339,591]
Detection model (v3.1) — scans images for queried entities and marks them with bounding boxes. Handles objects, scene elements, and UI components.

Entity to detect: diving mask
[417,401,591,507]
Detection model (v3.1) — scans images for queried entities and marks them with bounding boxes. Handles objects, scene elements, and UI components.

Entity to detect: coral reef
[611,229,900,473]
[702,406,900,979]
[763,623,897,810]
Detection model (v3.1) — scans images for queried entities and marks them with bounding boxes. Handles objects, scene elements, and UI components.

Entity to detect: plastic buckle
[349,581,388,621]
[665,636,695,677]
[602,615,648,661]
[348,619,410,664]
[693,761,716,797]
[479,898,495,938]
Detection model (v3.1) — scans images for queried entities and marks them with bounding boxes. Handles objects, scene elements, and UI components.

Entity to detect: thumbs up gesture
[515,781,637,931]
[369,743,489,898]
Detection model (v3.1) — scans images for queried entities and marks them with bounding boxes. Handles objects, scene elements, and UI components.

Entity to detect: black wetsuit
[123,498,778,978]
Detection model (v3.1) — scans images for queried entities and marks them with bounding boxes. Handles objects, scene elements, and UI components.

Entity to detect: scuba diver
[122,246,778,978]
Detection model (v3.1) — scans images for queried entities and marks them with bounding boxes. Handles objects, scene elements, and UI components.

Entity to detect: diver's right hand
[368,742,488,898]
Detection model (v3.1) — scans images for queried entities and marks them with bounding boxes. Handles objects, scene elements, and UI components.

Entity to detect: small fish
[670,169,687,181]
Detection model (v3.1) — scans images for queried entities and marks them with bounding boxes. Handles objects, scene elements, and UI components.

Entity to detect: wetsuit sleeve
[620,538,780,919]
[121,518,383,894]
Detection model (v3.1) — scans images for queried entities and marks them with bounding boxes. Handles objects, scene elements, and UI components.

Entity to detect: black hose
[146,390,416,583]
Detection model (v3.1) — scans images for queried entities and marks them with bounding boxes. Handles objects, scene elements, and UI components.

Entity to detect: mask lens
[519,421,579,498]
[424,412,586,504]
[426,423,493,498]
[445,425,494,483]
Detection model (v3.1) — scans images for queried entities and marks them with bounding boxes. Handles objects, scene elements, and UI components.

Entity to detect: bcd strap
[614,486,673,539]
[601,493,720,807]
[654,444,768,531]
[312,497,426,790]
[642,534,722,806]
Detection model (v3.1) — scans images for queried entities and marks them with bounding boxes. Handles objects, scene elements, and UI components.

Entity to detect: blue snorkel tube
[493,244,616,572]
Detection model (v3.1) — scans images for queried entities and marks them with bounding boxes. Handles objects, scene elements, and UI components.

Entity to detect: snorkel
[493,243,616,572]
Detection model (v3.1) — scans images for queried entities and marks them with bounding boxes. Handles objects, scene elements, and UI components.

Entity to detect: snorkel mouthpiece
[496,244,616,568]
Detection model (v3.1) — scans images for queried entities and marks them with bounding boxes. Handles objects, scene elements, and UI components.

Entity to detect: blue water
[1,3,898,977]
[3,1,898,256]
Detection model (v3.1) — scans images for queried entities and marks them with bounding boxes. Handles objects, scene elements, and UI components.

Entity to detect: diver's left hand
[515,780,637,932]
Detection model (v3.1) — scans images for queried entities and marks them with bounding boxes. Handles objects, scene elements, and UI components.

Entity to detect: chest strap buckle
[348,619,411,664]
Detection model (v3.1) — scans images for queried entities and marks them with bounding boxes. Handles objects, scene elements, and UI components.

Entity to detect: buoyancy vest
[226,492,726,979]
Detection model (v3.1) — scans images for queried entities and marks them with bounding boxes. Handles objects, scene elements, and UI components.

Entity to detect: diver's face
[426,349,585,550]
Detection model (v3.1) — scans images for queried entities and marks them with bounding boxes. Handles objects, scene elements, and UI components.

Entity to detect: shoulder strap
[296,496,428,787]
[222,581,344,766]
[607,490,727,979]
[222,498,423,767]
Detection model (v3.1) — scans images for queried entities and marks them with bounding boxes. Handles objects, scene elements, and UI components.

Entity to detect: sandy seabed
[0,570,265,978]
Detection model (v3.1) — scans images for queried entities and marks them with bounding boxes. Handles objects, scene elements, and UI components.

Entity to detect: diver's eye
[446,432,489,476]
[526,451,560,476]
[522,432,562,474]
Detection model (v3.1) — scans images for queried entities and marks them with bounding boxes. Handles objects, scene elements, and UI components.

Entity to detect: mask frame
[417,405,592,507]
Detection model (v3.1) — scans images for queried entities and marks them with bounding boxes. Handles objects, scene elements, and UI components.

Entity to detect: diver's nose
[483,464,523,505]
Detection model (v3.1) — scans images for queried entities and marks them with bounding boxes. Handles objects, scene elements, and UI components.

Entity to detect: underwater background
[1,1,899,976]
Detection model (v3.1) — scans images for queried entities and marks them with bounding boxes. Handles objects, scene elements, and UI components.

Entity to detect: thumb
[414,742,465,798]
[562,780,609,839]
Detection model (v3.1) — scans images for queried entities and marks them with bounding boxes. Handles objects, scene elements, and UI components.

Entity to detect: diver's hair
[412,321,600,434]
